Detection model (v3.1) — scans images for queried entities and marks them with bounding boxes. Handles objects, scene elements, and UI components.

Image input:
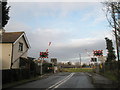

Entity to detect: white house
[0,29,30,70]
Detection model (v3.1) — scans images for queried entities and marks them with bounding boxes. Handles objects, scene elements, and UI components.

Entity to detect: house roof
[1,32,24,43]
[0,31,30,48]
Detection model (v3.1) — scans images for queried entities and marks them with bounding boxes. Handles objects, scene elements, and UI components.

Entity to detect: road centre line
[54,73,75,89]
[47,73,74,89]
[46,73,75,90]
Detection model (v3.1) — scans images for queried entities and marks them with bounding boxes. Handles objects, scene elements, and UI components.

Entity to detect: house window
[19,42,23,51]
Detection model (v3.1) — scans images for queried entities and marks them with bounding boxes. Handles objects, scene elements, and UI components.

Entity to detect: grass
[61,68,93,72]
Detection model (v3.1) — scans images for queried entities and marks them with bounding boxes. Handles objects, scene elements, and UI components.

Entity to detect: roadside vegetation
[99,61,119,84]
[100,71,117,82]
[61,68,93,72]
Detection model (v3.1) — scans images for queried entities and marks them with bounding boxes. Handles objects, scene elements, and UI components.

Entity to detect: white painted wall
[0,43,12,70]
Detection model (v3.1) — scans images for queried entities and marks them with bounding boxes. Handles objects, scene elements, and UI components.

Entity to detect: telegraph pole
[79,54,81,68]
[40,58,43,76]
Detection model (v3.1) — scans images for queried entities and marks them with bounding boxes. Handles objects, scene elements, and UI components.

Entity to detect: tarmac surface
[3,72,116,89]
[10,72,94,89]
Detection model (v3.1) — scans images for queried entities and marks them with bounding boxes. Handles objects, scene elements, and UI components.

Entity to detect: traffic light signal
[93,50,103,56]
[40,52,48,58]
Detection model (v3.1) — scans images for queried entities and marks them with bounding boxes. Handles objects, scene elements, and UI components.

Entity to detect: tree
[103,1,120,61]
[67,61,72,65]
[82,63,87,67]
[0,0,10,29]
[103,2,120,87]
[103,2,120,34]
[105,37,116,62]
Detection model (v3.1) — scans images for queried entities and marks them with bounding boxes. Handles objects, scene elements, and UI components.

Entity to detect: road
[12,72,95,89]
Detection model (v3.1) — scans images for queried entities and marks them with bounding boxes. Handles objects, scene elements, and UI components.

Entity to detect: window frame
[19,42,23,52]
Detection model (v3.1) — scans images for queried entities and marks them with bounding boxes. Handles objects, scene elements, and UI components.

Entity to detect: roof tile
[1,32,24,43]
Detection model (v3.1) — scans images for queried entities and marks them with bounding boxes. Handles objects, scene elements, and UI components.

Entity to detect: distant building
[0,29,30,69]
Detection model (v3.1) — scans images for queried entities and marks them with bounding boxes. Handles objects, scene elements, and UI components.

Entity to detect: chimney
[0,28,5,34]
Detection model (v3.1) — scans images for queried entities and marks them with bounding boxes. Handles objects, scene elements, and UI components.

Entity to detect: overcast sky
[5,1,115,64]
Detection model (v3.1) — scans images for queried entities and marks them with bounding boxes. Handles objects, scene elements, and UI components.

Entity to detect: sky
[5,1,115,64]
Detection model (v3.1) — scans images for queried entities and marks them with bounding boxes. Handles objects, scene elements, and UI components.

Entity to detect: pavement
[87,72,116,88]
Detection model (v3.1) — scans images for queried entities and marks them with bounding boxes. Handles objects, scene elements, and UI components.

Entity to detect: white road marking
[46,73,75,90]
[54,73,74,89]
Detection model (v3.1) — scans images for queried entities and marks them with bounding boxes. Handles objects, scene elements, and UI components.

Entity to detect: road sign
[51,58,57,65]
[40,52,48,58]
[93,50,103,56]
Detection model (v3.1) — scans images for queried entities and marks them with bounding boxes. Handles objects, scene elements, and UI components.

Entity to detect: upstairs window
[19,42,23,51]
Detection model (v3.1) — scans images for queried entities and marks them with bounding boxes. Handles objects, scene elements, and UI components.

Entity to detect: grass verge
[100,71,118,82]
[61,68,93,72]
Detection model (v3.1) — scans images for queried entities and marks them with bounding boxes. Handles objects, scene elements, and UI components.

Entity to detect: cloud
[81,3,108,26]
[47,37,106,62]
[5,2,112,64]
[5,21,107,63]
[8,0,102,3]
[5,21,31,32]
[8,2,100,18]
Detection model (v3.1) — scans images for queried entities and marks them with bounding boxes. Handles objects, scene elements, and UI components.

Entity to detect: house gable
[13,33,30,49]
[12,35,29,69]
[1,32,30,49]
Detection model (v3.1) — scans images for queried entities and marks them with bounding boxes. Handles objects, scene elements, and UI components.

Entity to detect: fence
[2,69,31,84]
[99,61,120,75]
[2,63,54,84]
[98,61,120,87]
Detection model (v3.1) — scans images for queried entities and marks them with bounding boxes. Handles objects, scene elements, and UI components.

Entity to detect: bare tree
[67,61,72,66]
[103,1,120,87]
[103,1,120,61]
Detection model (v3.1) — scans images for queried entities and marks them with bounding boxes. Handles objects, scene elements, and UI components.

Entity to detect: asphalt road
[13,72,95,89]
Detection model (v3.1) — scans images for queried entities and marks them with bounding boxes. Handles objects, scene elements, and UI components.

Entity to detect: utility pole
[38,56,44,77]
[79,54,81,68]
[40,58,43,76]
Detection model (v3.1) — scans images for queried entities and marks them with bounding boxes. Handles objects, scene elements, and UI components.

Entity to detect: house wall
[12,36,28,69]
[0,43,12,70]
